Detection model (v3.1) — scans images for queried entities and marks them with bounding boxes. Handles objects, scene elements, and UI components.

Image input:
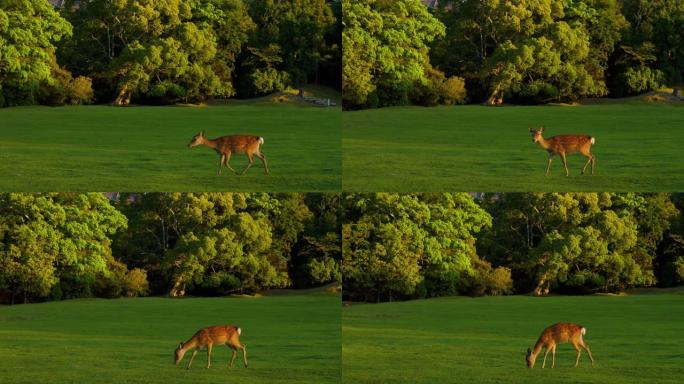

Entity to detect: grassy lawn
[343,103,684,191]
[342,291,684,384]
[0,292,341,384]
[0,104,340,191]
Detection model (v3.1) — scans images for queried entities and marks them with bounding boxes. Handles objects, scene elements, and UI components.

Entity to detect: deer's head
[188,131,205,148]
[529,127,544,143]
[525,347,536,368]
[174,342,185,365]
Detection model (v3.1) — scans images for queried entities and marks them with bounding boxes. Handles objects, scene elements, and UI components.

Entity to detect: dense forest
[342,193,684,302]
[0,193,341,304]
[342,0,684,108]
[0,0,341,107]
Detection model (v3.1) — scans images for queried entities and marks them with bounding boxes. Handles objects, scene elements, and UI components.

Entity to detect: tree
[0,193,127,303]
[342,0,446,108]
[342,193,492,302]
[0,0,72,106]
[61,0,254,104]
[478,193,678,294]
[238,0,337,96]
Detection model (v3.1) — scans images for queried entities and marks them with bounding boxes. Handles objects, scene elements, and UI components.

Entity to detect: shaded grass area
[0,104,341,191]
[0,292,341,384]
[343,103,684,191]
[342,292,684,383]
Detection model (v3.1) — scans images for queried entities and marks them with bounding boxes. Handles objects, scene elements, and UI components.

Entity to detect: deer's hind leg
[228,345,237,367]
[254,152,269,174]
[240,153,254,175]
[572,341,582,367]
[241,343,248,367]
[560,152,570,176]
[581,149,595,175]
[580,339,594,366]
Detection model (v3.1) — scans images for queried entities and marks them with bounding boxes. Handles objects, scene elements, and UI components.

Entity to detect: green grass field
[0,104,340,191]
[342,291,684,383]
[0,292,340,384]
[343,103,684,191]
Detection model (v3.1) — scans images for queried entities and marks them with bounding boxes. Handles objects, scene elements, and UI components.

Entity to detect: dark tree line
[342,0,684,108]
[0,0,341,107]
[342,193,684,302]
[0,193,341,305]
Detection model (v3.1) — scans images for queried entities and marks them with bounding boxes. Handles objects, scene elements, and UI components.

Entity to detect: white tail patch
[590,137,595,145]
[581,327,586,336]
[237,327,242,335]
[258,137,264,145]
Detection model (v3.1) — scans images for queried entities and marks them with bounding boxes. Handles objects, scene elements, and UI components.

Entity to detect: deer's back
[538,322,583,346]
[194,325,240,345]
[547,135,593,153]
[215,135,261,153]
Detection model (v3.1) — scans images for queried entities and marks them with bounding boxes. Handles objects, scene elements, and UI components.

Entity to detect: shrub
[614,66,664,96]
[411,67,467,106]
[440,76,467,105]
[124,268,150,297]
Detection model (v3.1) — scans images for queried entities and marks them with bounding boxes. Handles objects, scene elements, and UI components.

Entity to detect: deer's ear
[200,130,205,137]
[527,347,531,354]
[540,126,544,132]
[529,127,534,132]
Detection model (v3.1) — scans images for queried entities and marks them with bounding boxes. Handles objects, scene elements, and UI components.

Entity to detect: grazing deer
[529,127,595,176]
[174,325,247,370]
[188,131,269,175]
[525,323,594,369]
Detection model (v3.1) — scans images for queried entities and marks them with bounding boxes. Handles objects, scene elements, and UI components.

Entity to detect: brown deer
[174,324,247,370]
[525,323,594,369]
[529,127,595,176]
[188,131,269,175]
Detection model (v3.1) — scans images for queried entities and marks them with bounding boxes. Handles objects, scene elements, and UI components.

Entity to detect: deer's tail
[258,137,264,145]
[237,327,242,336]
[581,327,586,336]
[590,137,595,145]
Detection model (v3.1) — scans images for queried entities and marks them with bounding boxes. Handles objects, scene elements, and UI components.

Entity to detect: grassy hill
[342,292,684,383]
[0,292,341,384]
[343,102,684,191]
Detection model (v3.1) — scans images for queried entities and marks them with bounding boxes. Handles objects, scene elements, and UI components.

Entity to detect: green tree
[0,193,127,304]
[342,0,446,108]
[0,0,72,106]
[342,193,492,302]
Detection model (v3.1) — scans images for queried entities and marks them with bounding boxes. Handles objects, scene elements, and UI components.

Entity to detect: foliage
[342,193,491,302]
[0,0,72,106]
[0,193,127,304]
[342,0,446,108]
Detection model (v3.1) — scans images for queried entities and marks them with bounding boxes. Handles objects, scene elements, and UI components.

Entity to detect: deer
[174,324,247,370]
[529,127,595,176]
[525,323,594,369]
[188,131,269,175]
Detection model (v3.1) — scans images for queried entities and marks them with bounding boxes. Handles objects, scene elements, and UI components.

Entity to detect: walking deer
[188,131,269,175]
[529,127,595,176]
[525,323,594,369]
[174,324,247,370]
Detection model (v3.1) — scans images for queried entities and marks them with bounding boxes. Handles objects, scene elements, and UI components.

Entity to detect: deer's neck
[182,337,200,352]
[531,339,545,358]
[201,138,219,150]
[536,137,551,150]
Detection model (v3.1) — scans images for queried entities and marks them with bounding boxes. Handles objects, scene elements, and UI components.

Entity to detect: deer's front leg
[187,349,198,370]
[545,154,554,176]
[542,348,549,368]
[206,343,213,368]
[218,154,225,176]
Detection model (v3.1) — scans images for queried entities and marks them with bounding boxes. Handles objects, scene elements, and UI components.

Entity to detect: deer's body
[188,131,269,175]
[174,325,247,370]
[526,323,594,369]
[530,127,595,176]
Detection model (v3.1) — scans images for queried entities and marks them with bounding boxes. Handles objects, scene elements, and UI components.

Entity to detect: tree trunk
[169,278,186,297]
[114,85,131,105]
[486,83,503,106]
